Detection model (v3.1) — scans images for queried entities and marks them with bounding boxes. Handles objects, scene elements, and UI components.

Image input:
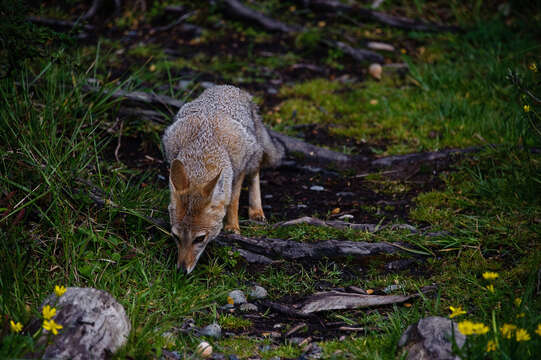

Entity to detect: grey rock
[239,303,258,312]
[161,349,181,360]
[310,185,325,191]
[336,192,356,197]
[200,323,222,339]
[264,194,273,199]
[338,214,354,220]
[398,316,465,360]
[297,204,308,208]
[249,285,268,299]
[221,303,234,310]
[39,287,130,360]
[267,87,278,95]
[228,290,247,305]
[385,259,416,271]
[304,343,323,359]
[200,81,215,89]
[383,284,403,294]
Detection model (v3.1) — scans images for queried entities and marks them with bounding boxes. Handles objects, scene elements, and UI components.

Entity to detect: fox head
[168,159,226,274]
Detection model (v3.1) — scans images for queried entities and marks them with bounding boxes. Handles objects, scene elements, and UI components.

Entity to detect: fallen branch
[268,129,353,163]
[82,84,184,111]
[81,0,103,20]
[151,10,196,33]
[216,233,406,262]
[371,146,482,167]
[221,0,300,33]
[27,16,95,31]
[297,286,435,314]
[298,0,460,32]
[220,0,383,63]
[259,300,314,319]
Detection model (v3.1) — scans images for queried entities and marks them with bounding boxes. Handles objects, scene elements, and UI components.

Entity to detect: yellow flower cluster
[458,320,489,335]
[55,285,67,297]
[42,305,57,320]
[486,284,495,293]
[10,320,23,333]
[524,105,531,112]
[482,272,499,280]
[486,340,497,352]
[529,63,538,72]
[500,323,517,339]
[449,306,466,318]
[515,328,530,342]
[43,319,63,335]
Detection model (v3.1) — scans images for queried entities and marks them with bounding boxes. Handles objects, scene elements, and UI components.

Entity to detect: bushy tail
[251,103,284,168]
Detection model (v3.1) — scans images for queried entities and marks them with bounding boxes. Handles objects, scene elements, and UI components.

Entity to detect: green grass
[1,2,541,359]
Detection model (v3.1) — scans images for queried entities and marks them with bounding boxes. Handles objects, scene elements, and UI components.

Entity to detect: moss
[218,314,252,331]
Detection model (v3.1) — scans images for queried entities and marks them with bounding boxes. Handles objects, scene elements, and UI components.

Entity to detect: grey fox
[162,85,284,274]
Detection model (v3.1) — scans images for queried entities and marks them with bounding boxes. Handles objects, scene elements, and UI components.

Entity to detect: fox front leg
[248,170,266,222]
[224,171,245,234]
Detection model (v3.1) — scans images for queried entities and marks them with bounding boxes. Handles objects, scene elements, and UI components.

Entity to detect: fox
[162,85,284,274]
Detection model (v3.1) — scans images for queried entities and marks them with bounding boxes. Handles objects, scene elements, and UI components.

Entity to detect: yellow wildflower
[482,272,499,280]
[486,284,495,293]
[516,313,525,318]
[449,306,466,318]
[400,48,407,54]
[458,320,489,335]
[529,63,538,72]
[42,319,63,335]
[55,285,67,297]
[535,324,541,337]
[514,298,522,306]
[317,21,326,28]
[10,320,23,333]
[486,340,497,352]
[500,323,517,339]
[515,328,530,341]
[42,305,56,320]
[524,105,531,112]
[227,296,234,305]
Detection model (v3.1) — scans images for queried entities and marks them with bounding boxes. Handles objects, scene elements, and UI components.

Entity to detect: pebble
[264,194,273,199]
[199,323,221,338]
[310,185,325,191]
[196,341,213,358]
[227,290,247,305]
[239,303,258,312]
[267,87,278,95]
[249,285,268,299]
[338,214,354,220]
[336,191,355,197]
[200,81,215,89]
[297,204,307,208]
[383,284,403,294]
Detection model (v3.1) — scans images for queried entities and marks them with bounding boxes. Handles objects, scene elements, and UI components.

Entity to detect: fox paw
[249,208,267,223]
[224,224,241,234]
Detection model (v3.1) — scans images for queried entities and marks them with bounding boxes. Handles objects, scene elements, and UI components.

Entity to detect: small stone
[385,259,416,271]
[264,194,273,199]
[239,303,258,312]
[336,192,355,197]
[249,285,268,299]
[297,204,307,208]
[228,290,247,305]
[288,337,305,345]
[369,63,383,80]
[338,214,354,220]
[399,316,465,360]
[196,341,213,358]
[200,81,215,89]
[200,323,221,339]
[383,284,403,294]
[267,87,278,95]
[303,343,323,359]
[273,323,283,329]
[310,185,325,191]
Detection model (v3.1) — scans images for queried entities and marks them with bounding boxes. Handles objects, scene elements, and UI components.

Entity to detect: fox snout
[174,233,208,274]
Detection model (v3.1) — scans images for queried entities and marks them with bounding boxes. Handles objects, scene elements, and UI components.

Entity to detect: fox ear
[202,170,222,199]
[170,159,189,192]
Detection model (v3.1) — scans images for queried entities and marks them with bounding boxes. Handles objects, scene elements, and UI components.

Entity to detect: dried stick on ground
[216,233,405,261]
[82,84,184,112]
[298,0,460,32]
[81,0,103,20]
[220,0,383,63]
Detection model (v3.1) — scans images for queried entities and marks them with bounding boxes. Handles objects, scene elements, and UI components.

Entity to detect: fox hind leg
[224,171,245,234]
[248,170,266,222]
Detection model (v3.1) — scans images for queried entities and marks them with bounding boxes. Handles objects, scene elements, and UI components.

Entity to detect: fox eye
[193,235,206,244]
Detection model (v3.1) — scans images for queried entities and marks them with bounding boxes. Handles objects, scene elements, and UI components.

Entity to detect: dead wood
[330,40,384,63]
[275,216,418,233]
[259,300,314,319]
[27,16,95,31]
[297,286,435,314]
[217,233,404,262]
[298,0,460,32]
[81,0,103,20]
[220,0,383,63]
[371,146,482,167]
[267,129,353,163]
[118,107,169,124]
[151,10,196,33]
[221,0,300,33]
[82,84,184,111]
[285,322,308,337]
